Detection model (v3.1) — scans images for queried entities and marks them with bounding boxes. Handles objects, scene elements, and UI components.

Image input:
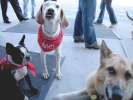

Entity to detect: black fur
[2,35,38,99]
[0,69,24,100]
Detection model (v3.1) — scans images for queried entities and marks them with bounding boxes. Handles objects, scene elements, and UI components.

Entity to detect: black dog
[0,35,38,99]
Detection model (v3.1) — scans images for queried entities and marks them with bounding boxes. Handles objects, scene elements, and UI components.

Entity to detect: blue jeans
[23,0,35,17]
[74,0,97,45]
[96,0,117,24]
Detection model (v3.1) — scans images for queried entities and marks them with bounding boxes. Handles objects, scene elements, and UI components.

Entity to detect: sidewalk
[0,0,133,100]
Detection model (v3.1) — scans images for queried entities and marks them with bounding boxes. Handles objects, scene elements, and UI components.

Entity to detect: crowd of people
[0,0,117,50]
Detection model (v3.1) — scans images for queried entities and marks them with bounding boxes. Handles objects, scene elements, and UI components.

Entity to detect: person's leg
[0,0,10,23]
[106,0,117,24]
[23,0,29,18]
[81,0,99,49]
[8,0,28,21]
[31,0,35,18]
[96,0,106,24]
[73,0,84,42]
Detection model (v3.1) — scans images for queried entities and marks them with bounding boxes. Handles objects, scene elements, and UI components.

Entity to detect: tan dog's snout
[106,84,124,100]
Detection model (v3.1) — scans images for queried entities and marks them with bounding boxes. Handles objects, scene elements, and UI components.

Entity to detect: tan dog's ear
[60,9,69,28]
[100,40,112,60]
[36,5,44,24]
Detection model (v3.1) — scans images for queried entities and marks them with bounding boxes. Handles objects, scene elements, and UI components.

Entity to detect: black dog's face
[6,35,30,65]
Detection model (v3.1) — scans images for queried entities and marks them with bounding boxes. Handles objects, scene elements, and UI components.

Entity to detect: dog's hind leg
[24,75,39,95]
[55,47,62,80]
[40,50,49,79]
[53,90,89,100]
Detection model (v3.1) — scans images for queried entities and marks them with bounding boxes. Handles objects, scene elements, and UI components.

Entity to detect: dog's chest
[38,26,63,52]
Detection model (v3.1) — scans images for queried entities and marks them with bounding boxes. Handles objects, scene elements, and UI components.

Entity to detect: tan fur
[54,40,133,100]
[36,5,44,24]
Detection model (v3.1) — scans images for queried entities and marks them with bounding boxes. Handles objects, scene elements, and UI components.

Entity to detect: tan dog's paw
[56,72,62,80]
[43,72,49,79]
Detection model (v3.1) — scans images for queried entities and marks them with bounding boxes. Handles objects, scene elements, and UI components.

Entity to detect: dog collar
[0,55,36,76]
[0,56,14,70]
[89,91,104,100]
[38,25,63,52]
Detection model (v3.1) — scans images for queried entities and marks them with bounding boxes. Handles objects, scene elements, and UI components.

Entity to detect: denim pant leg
[31,0,35,17]
[1,0,9,21]
[81,0,97,45]
[23,0,29,17]
[96,0,106,23]
[106,0,117,24]
[73,1,83,38]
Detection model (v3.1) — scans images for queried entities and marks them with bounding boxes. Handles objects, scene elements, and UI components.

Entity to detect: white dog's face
[43,0,61,21]
[36,0,69,29]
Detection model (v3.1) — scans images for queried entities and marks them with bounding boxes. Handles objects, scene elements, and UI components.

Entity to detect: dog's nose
[106,85,123,100]
[47,8,54,14]
[112,86,123,100]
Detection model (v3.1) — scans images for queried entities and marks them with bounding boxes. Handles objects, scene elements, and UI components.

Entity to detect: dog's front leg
[40,50,49,79]
[55,48,62,80]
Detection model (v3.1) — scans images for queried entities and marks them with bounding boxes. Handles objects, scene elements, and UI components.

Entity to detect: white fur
[39,1,65,80]
[13,66,28,81]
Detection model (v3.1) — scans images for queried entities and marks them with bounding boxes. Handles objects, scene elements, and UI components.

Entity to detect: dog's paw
[24,96,29,100]
[43,72,49,79]
[30,87,39,96]
[56,72,62,80]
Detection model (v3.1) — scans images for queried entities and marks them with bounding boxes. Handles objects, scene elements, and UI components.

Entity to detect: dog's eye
[107,67,116,75]
[56,5,59,8]
[125,71,132,80]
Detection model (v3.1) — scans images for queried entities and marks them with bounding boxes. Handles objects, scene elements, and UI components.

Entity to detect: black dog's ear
[19,35,25,46]
[6,43,15,55]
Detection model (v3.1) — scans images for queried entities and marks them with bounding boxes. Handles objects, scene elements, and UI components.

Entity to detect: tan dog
[36,0,68,80]
[54,40,133,100]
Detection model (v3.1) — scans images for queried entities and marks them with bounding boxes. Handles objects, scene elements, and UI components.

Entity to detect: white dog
[36,0,69,80]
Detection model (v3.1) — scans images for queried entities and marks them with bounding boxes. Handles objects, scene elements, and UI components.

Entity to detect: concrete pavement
[0,0,133,100]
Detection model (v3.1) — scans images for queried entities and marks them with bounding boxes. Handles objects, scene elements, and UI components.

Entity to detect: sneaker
[74,37,84,43]
[4,20,11,24]
[31,16,35,19]
[109,23,117,28]
[85,42,100,49]
[19,17,29,22]
[95,21,102,25]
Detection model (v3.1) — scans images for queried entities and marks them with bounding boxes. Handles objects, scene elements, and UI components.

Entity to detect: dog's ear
[6,43,15,55]
[60,9,69,29]
[100,40,112,60]
[19,35,25,46]
[36,5,44,24]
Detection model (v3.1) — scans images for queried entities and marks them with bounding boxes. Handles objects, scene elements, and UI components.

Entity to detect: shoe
[109,23,117,28]
[74,37,84,43]
[19,17,29,22]
[4,20,11,24]
[95,21,102,25]
[31,16,35,19]
[85,42,100,49]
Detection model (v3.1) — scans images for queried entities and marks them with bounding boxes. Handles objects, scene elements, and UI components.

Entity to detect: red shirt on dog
[38,26,63,52]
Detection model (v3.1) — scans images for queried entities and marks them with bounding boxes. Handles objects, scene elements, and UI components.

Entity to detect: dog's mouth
[105,85,124,100]
[46,9,55,19]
